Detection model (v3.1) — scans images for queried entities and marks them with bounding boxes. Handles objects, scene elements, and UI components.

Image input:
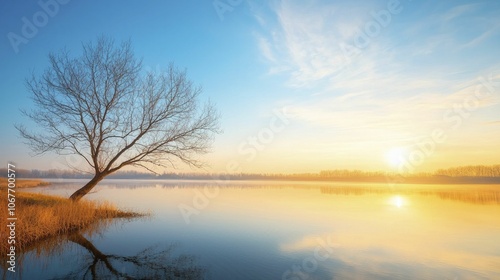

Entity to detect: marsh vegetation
[0,178,140,255]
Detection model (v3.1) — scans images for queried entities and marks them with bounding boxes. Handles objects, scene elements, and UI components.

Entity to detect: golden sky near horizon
[1,1,499,174]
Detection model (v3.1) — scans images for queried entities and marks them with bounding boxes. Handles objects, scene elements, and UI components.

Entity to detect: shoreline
[0,178,143,256]
[0,178,51,188]
[24,176,500,185]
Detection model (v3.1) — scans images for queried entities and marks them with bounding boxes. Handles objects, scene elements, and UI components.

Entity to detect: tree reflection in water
[47,232,207,280]
[1,221,207,280]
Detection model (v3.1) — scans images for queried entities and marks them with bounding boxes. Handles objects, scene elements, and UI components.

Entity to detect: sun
[385,147,407,168]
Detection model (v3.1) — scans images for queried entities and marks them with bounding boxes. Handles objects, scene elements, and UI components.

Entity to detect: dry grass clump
[0,180,140,255]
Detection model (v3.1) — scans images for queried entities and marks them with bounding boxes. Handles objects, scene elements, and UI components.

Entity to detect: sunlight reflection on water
[3,180,500,280]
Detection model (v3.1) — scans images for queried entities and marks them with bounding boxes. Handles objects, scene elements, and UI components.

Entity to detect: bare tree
[17,37,220,201]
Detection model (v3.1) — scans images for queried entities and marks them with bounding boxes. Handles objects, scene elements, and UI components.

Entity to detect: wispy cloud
[288,75,499,132]
[441,3,479,22]
[484,121,500,126]
[461,24,500,49]
[253,0,500,130]
[253,0,377,87]
[256,35,276,63]
[248,0,500,171]
[254,0,500,84]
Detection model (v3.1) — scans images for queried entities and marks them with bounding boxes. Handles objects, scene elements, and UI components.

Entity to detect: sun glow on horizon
[385,147,408,169]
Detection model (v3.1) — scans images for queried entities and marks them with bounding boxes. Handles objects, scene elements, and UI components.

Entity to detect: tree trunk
[68,232,108,260]
[70,173,106,202]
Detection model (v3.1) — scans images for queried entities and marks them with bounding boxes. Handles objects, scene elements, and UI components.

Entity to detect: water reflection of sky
[5,180,500,279]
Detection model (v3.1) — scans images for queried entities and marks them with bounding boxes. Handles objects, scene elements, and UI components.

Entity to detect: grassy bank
[0,178,141,254]
[0,177,51,188]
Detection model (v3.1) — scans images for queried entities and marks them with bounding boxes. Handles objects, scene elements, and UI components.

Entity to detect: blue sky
[1,0,499,174]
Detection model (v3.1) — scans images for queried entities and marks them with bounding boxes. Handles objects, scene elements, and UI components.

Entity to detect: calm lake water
[3,179,500,279]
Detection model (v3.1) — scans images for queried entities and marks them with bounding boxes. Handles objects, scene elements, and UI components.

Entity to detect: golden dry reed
[0,178,139,255]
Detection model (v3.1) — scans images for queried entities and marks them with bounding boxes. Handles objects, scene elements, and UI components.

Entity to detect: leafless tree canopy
[17,37,220,201]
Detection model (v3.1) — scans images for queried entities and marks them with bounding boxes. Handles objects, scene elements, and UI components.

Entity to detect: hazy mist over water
[3,180,499,279]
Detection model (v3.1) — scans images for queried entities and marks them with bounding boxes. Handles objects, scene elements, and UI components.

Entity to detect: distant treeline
[434,165,500,177]
[1,164,500,184]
